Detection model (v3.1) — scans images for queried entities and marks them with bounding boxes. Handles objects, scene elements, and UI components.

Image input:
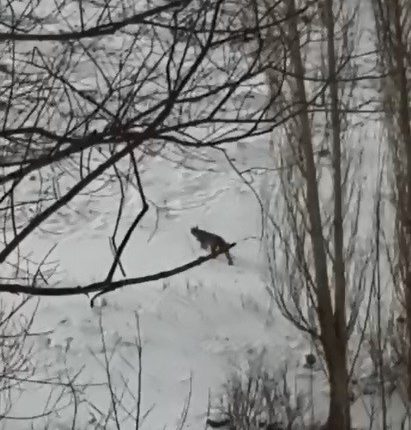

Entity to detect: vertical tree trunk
[285,0,350,427]
[323,0,349,426]
[324,345,350,430]
[391,0,411,401]
[373,0,411,403]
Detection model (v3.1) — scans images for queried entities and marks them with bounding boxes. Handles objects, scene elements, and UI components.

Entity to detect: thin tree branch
[0,243,236,299]
[0,1,188,41]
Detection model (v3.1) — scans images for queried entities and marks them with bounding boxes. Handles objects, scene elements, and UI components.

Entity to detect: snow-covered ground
[3,135,405,430]
[2,139,313,429]
[1,1,409,429]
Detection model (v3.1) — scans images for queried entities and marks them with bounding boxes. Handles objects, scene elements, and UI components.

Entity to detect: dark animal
[191,226,234,265]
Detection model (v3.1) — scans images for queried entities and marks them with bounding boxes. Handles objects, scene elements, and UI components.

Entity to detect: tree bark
[391,0,411,401]
[323,0,349,426]
[324,344,350,430]
[285,0,351,427]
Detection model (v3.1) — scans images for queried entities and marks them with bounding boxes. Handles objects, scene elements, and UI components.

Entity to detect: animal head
[191,226,199,234]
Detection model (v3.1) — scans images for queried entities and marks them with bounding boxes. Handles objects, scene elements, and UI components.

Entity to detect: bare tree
[372,0,411,402]
[264,0,379,428]
[0,0,295,300]
[0,297,37,421]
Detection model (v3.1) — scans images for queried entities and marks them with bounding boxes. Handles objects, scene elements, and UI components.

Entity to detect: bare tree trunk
[324,0,349,425]
[374,0,411,401]
[392,0,411,401]
[325,345,350,429]
[286,0,350,428]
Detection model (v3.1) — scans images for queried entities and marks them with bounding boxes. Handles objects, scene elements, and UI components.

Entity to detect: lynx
[191,226,234,265]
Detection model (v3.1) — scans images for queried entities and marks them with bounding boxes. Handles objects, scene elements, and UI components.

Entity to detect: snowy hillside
[2,0,410,429]
[4,132,402,429]
[2,138,310,429]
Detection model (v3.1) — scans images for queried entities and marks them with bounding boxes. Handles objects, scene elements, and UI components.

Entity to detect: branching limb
[0,243,236,300]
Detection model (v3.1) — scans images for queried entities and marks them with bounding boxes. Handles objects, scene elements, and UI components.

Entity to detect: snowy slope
[1,0,403,428]
[2,138,311,429]
[2,103,395,430]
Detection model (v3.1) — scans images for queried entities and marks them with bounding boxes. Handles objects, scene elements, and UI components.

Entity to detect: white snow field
[2,140,310,429]
[0,1,408,429]
[3,136,405,430]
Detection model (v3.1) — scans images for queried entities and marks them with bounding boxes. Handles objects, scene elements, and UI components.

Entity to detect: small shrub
[213,364,311,430]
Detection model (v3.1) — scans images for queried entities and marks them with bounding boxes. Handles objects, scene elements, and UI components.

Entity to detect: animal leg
[225,251,234,265]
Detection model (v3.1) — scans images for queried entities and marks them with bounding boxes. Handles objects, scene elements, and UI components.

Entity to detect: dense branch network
[0,0,288,297]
